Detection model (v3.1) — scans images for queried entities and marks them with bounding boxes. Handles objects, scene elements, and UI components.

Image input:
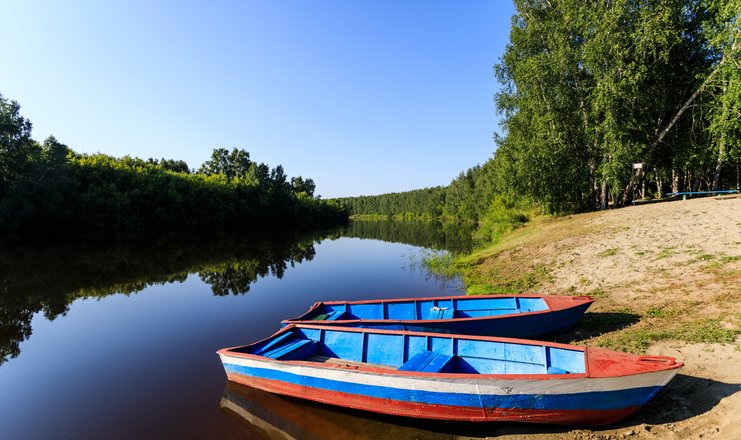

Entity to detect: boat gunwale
[282,294,594,325]
[217,323,685,382]
[219,351,592,381]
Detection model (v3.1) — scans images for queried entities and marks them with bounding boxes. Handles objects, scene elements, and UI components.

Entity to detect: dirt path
[457,196,741,439]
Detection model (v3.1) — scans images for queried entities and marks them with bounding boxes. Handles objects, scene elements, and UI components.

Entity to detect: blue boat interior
[299,297,550,322]
[237,326,585,375]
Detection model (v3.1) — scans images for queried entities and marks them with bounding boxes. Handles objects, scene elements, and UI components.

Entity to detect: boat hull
[219,353,679,425]
[284,294,594,338]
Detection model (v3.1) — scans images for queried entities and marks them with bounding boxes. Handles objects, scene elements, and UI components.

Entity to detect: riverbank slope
[456,196,741,439]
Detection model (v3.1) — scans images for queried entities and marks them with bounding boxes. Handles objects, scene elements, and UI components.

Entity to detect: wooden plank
[307,355,396,370]
[263,339,314,359]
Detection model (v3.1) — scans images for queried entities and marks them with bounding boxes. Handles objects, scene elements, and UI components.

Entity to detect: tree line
[334,162,533,243]
[0,94,348,242]
[336,0,739,227]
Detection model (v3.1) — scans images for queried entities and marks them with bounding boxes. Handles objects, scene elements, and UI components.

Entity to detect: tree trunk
[671,168,680,193]
[691,173,701,192]
[601,179,608,209]
[684,170,690,193]
[712,79,729,190]
[712,139,726,190]
[588,160,598,209]
[656,173,664,198]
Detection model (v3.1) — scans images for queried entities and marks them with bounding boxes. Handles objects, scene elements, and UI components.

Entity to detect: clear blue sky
[0,0,515,198]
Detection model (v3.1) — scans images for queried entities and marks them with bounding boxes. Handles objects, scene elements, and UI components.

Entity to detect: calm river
[0,221,495,439]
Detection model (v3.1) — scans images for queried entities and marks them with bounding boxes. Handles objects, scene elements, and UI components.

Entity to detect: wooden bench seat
[398,350,455,372]
[306,355,395,370]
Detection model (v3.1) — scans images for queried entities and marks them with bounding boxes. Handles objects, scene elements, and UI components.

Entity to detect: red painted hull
[227,373,641,425]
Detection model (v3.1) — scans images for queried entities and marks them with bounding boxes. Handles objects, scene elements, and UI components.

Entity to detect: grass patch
[586,287,607,297]
[421,252,459,279]
[676,319,740,344]
[705,254,741,271]
[645,305,677,318]
[655,246,677,260]
[598,248,620,257]
[464,264,553,295]
[595,318,740,353]
[596,328,673,353]
[689,253,718,264]
[465,284,499,295]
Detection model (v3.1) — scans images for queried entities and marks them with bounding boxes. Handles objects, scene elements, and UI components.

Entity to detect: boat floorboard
[306,355,396,370]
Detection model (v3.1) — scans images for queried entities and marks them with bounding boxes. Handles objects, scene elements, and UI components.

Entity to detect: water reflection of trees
[340,220,475,253]
[200,240,317,296]
[0,229,323,365]
[0,221,473,365]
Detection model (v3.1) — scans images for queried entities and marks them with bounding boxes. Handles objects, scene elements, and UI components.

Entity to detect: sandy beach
[458,196,741,439]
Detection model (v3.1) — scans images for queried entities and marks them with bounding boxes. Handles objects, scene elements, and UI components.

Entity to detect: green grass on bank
[423,207,741,353]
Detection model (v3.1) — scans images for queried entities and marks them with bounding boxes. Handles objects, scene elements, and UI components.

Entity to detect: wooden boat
[282,294,594,338]
[217,324,682,425]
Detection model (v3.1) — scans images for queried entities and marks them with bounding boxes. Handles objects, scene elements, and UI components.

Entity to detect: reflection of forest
[0,221,472,365]
[0,229,324,365]
[340,220,475,253]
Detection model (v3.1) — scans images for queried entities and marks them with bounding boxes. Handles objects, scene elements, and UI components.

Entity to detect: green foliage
[419,252,459,279]
[0,94,36,196]
[335,186,446,220]
[291,176,316,197]
[474,196,531,243]
[198,147,252,181]
[0,96,348,242]
[335,161,539,246]
[492,0,741,210]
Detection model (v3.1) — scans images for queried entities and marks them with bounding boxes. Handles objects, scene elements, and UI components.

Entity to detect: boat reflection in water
[219,382,451,440]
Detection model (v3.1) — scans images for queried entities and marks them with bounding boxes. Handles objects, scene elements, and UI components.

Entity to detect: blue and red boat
[282,294,594,338]
[217,324,682,425]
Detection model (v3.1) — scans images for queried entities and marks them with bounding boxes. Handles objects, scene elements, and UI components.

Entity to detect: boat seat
[547,366,570,374]
[312,310,337,320]
[312,310,347,321]
[398,351,455,372]
[426,307,455,320]
[261,339,315,359]
[325,311,347,321]
[252,331,295,355]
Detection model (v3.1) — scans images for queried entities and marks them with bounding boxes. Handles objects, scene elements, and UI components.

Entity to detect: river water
[0,221,487,439]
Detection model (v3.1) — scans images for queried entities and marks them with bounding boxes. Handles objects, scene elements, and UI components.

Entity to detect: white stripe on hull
[220,354,678,395]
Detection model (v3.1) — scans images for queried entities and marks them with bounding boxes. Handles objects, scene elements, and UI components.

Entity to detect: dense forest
[0,95,348,242]
[337,0,739,226]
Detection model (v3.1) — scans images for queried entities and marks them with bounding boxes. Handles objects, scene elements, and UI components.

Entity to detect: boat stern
[542,295,595,312]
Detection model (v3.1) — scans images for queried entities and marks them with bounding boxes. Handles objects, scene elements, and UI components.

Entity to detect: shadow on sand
[552,311,641,344]
[440,373,740,438]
